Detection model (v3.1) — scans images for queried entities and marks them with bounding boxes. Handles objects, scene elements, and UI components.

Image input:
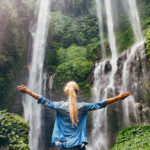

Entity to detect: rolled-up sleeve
[38,96,61,110]
[84,100,107,112]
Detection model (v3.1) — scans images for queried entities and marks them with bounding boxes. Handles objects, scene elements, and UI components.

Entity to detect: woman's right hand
[17,85,28,93]
[119,92,130,100]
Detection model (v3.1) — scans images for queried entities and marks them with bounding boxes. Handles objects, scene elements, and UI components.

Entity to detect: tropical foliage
[146,28,150,57]
[0,110,29,150]
[110,124,150,150]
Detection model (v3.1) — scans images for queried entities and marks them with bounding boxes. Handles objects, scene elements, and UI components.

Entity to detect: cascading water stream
[104,0,117,60]
[103,0,118,91]
[95,0,106,58]
[88,0,118,149]
[48,74,55,91]
[88,0,144,149]
[23,0,51,150]
[121,41,145,126]
[120,0,143,127]
[125,0,143,42]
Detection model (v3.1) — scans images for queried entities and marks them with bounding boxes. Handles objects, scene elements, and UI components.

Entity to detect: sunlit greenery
[0,110,30,150]
[54,44,92,88]
[110,124,150,150]
[146,27,150,57]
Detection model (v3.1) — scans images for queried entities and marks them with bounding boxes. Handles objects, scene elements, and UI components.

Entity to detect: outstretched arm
[17,85,39,100]
[106,92,130,105]
[84,92,130,112]
[17,85,61,110]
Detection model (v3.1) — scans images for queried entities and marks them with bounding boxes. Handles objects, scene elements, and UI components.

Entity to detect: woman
[17,81,130,150]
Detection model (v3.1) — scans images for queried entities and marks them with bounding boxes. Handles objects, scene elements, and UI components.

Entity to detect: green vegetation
[138,0,150,34]
[54,58,92,87]
[49,12,100,48]
[87,39,103,61]
[57,45,87,64]
[0,110,30,150]
[54,44,92,87]
[47,13,100,89]
[47,12,101,90]
[146,27,150,57]
[110,124,150,150]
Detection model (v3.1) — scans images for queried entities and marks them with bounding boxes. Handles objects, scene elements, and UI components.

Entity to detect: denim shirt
[38,96,107,148]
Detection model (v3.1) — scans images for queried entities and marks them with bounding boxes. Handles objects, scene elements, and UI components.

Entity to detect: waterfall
[88,0,118,149]
[104,0,117,59]
[125,0,143,42]
[23,0,51,150]
[88,41,147,150]
[121,40,145,126]
[95,0,106,58]
[48,74,55,91]
[88,0,145,149]
[87,61,109,150]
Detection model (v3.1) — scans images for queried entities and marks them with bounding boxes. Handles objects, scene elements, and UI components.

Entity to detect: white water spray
[103,0,118,91]
[105,0,117,59]
[121,41,145,126]
[89,0,144,149]
[23,0,51,150]
[87,61,109,150]
[126,0,143,42]
[88,0,118,149]
[95,0,106,58]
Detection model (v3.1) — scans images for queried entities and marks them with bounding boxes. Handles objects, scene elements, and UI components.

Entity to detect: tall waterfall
[121,41,145,126]
[88,0,118,149]
[88,0,144,150]
[105,0,117,59]
[23,0,51,150]
[95,0,106,58]
[125,0,143,42]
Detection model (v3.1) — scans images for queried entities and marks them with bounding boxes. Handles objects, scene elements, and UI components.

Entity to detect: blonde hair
[64,81,79,126]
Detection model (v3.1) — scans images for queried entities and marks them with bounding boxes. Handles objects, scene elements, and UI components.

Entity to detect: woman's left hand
[17,85,28,93]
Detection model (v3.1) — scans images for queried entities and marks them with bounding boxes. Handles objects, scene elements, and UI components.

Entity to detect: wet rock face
[104,60,112,73]
[114,51,127,93]
[91,42,150,149]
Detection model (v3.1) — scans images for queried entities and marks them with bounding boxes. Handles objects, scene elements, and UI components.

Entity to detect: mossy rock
[110,124,150,150]
[0,110,30,150]
[146,27,150,57]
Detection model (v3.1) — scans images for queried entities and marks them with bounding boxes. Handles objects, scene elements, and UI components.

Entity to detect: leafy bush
[53,44,92,87]
[0,110,30,150]
[146,27,150,57]
[86,39,102,61]
[57,45,87,64]
[54,58,92,87]
[110,124,150,150]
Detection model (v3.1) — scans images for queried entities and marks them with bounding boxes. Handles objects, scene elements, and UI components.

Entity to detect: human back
[17,81,130,150]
